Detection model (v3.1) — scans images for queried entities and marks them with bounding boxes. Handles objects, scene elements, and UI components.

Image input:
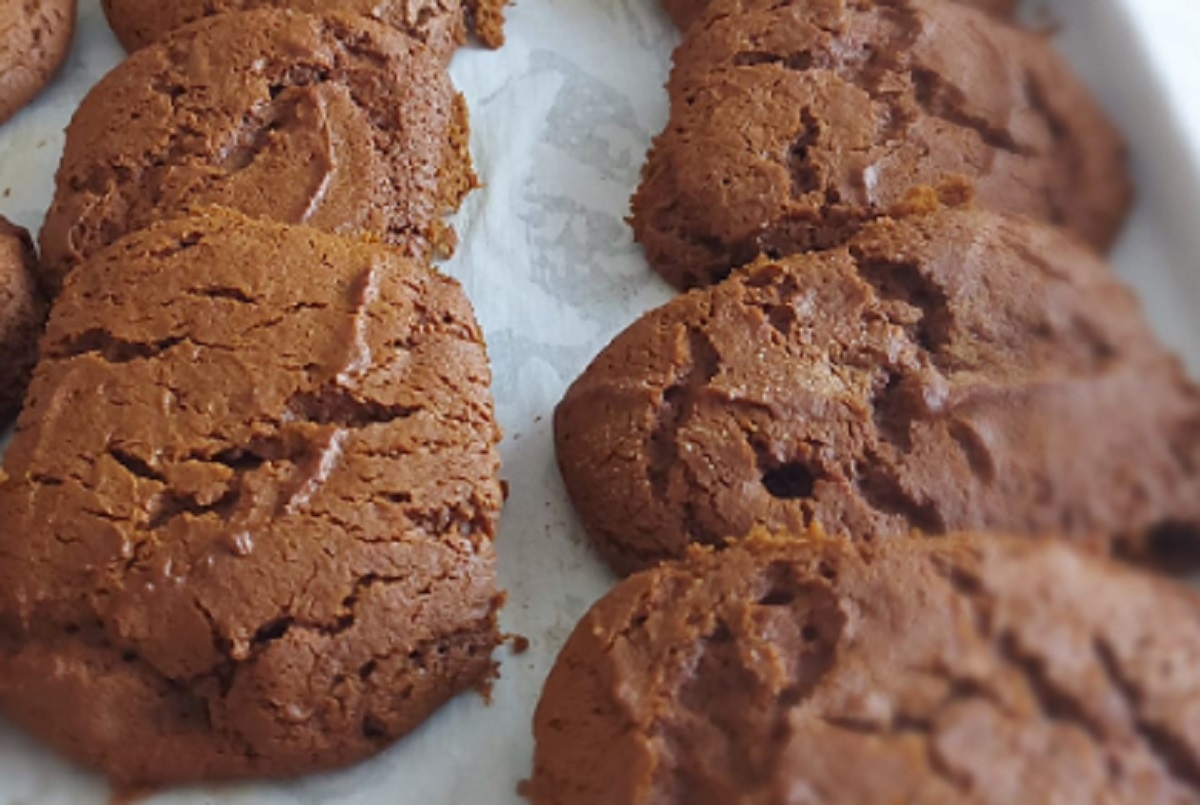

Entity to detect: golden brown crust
[0,209,504,787]
[0,218,47,423]
[557,209,1200,576]
[100,0,467,61]
[635,0,1131,289]
[39,9,477,296]
[0,0,76,125]
[661,0,1020,31]
[531,531,1200,804]
[464,0,509,48]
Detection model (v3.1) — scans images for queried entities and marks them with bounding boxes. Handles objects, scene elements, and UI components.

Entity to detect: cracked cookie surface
[0,0,75,126]
[0,209,504,787]
[101,0,468,61]
[0,217,47,424]
[528,531,1200,804]
[660,0,1018,30]
[635,0,1130,289]
[556,209,1200,576]
[38,9,477,296]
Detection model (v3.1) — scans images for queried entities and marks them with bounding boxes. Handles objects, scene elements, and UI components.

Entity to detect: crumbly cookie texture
[39,9,476,296]
[0,209,504,788]
[0,217,47,423]
[557,209,1200,576]
[465,0,509,48]
[529,531,1200,804]
[100,0,467,61]
[0,0,76,125]
[635,0,1130,289]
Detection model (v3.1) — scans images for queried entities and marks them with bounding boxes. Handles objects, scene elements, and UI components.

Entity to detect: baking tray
[2,0,1199,802]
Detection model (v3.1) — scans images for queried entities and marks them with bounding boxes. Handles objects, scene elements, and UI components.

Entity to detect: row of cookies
[526,0,1200,800]
[0,3,510,791]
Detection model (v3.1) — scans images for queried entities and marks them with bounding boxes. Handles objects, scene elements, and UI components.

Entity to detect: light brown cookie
[635,0,1130,289]
[465,0,509,48]
[38,9,476,296]
[556,209,1200,575]
[0,217,47,423]
[0,0,76,125]
[100,0,467,62]
[0,209,504,788]
[529,531,1200,804]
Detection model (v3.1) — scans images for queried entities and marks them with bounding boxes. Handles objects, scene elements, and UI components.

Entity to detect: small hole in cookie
[802,625,820,643]
[362,714,389,741]
[762,462,817,500]
[359,660,378,680]
[759,561,799,607]
[252,618,293,645]
[1144,520,1200,568]
[121,651,138,664]
[817,562,838,581]
[759,588,795,607]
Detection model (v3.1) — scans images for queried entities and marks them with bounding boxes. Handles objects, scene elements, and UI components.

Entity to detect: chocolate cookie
[0,0,76,126]
[556,209,1200,576]
[660,0,1019,30]
[635,0,1130,289]
[38,9,476,296]
[529,531,1200,804]
[0,209,504,787]
[101,0,467,62]
[0,218,47,423]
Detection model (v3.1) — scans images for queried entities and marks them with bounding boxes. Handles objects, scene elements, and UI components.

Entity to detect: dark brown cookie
[38,9,477,297]
[0,208,504,788]
[529,531,1200,804]
[0,0,76,125]
[556,209,1200,576]
[101,0,467,62]
[0,217,47,423]
[635,0,1130,289]
[660,0,1019,30]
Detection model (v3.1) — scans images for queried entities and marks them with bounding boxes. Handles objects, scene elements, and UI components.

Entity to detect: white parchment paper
[2,0,1200,802]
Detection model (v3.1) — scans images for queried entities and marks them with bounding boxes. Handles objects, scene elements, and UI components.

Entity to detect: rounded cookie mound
[0,0,76,125]
[529,532,1200,804]
[635,0,1130,289]
[39,9,476,296]
[0,218,48,423]
[659,0,1017,31]
[101,0,467,62]
[0,209,503,787]
[556,209,1200,576]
